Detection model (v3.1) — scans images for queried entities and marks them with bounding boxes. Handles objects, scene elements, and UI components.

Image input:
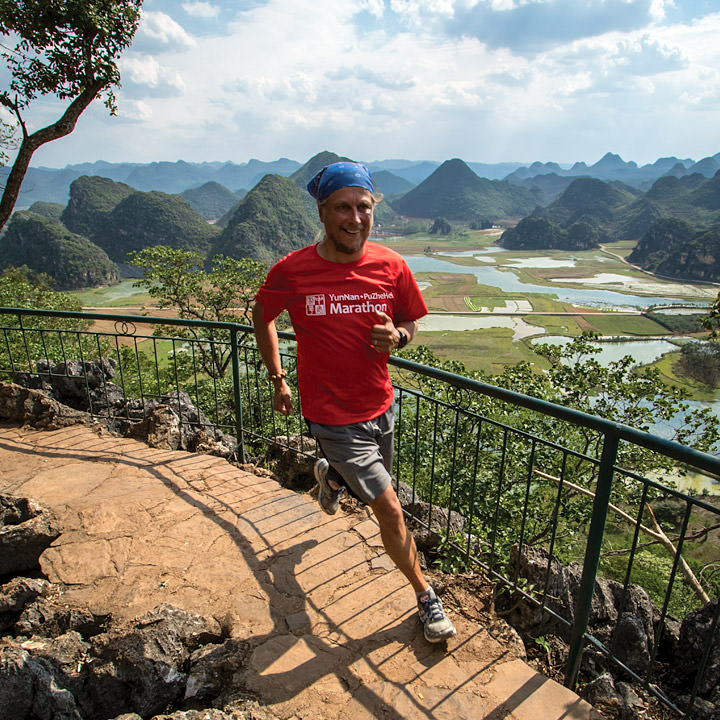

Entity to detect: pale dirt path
[0,422,599,720]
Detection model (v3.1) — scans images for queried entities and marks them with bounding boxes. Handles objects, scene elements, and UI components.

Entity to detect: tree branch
[0,78,105,229]
[533,467,711,604]
[644,503,710,605]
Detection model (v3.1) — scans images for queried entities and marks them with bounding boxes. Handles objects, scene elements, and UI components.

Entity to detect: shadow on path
[0,425,595,720]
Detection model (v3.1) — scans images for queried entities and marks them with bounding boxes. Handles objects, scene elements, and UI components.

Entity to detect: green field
[578,314,668,336]
[418,328,551,374]
[71,280,152,308]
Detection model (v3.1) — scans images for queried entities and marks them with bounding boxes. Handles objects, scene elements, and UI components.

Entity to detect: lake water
[529,335,720,487]
[530,335,682,366]
[405,250,719,477]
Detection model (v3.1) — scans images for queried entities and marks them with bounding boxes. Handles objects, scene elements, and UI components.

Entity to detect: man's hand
[273,381,294,415]
[371,311,400,353]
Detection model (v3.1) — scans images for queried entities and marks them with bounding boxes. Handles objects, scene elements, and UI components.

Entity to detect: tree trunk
[0,81,106,230]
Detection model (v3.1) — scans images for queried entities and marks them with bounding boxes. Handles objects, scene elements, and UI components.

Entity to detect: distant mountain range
[2,149,719,288]
[4,151,719,210]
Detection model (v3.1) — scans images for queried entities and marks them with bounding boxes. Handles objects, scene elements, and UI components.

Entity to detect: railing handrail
[2,305,719,477]
[389,355,720,477]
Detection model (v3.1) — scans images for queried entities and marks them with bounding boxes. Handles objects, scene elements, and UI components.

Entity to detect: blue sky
[10,0,720,169]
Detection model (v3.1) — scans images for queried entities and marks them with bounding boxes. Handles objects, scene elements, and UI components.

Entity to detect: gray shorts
[307,407,394,505]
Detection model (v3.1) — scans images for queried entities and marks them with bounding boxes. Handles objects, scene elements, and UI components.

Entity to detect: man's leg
[309,413,454,638]
[370,484,457,642]
[370,484,427,593]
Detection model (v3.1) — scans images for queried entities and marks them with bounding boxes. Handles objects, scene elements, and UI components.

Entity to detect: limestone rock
[0,494,61,576]
[7,361,239,459]
[0,577,51,633]
[85,604,224,719]
[0,382,89,428]
[397,479,466,551]
[265,434,318,491]
[504,545,659,676]
[126,405,182,450]
[148,702,281,720]
[0,634,88,720]
[184,638,249,704]
[15,596,109,639]
[675,599,720,707]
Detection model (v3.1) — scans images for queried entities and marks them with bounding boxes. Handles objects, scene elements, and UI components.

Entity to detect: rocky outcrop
[0,495,61,576]
[582,673,645,719]
[264,434,318,491]
[0,590,280,720]
[504,545,660,676]
[674,599,720,711]
[0,382,91,429]
[395,479,466,553]
[0,577,52,633]
[501,545,720,715]
[6,358,239,459]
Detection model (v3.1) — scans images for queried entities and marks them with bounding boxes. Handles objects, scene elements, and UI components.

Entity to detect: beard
[326,230,367,256]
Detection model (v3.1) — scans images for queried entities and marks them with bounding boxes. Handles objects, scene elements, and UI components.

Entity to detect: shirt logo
[306,294,326,316]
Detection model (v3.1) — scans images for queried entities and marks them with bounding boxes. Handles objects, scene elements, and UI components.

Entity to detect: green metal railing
[1,306,719,718]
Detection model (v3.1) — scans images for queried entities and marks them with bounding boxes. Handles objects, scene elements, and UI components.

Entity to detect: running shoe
[314,458,341,515]
[417,587,456,643]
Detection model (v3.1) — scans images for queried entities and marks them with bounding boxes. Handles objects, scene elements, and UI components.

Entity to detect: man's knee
[371,486,405,529]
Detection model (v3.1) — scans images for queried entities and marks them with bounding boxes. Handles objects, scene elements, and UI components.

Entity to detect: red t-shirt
[255,241,428,425]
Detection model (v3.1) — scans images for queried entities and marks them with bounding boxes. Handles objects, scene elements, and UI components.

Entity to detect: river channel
[405,251,710,309]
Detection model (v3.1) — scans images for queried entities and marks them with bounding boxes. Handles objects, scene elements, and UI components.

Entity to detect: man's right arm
[252,301,293,415]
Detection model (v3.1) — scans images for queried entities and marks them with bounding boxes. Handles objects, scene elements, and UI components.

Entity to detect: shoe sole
[423,626,457,643]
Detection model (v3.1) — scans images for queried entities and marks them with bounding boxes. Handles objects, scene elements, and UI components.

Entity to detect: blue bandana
[306,161,375,201]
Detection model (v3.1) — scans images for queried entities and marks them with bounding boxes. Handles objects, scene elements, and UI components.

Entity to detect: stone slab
[0,423,599,720]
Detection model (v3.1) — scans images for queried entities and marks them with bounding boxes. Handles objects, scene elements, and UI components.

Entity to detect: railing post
[230,326,246,463]
[565,431,620,689]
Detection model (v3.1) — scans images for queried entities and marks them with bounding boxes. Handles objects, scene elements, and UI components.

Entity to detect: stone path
[0,422,599,720]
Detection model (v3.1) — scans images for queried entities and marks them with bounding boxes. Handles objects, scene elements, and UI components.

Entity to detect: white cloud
[117,99,154,123]
[232,73,318,104]
[182,1,220,19]
[134,10,197,51]
[325,65,415,91]
[120,56,186,98]
[359,0,385,16]
[26,1,720,169]
[614,36,686,75]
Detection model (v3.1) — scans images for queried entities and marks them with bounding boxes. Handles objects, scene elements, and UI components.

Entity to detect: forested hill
[0,175,221,288]
[62,176,219,262]
[390,158,540,222]
[6,150,720,290]
[99,190,219,261]
[181,182,244,221]
[211,174,319,266]
[499,170,720,281]
[500,178,638,251]
[0,211,118,290]
[628,218,720,282]
[62,175,135,239]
